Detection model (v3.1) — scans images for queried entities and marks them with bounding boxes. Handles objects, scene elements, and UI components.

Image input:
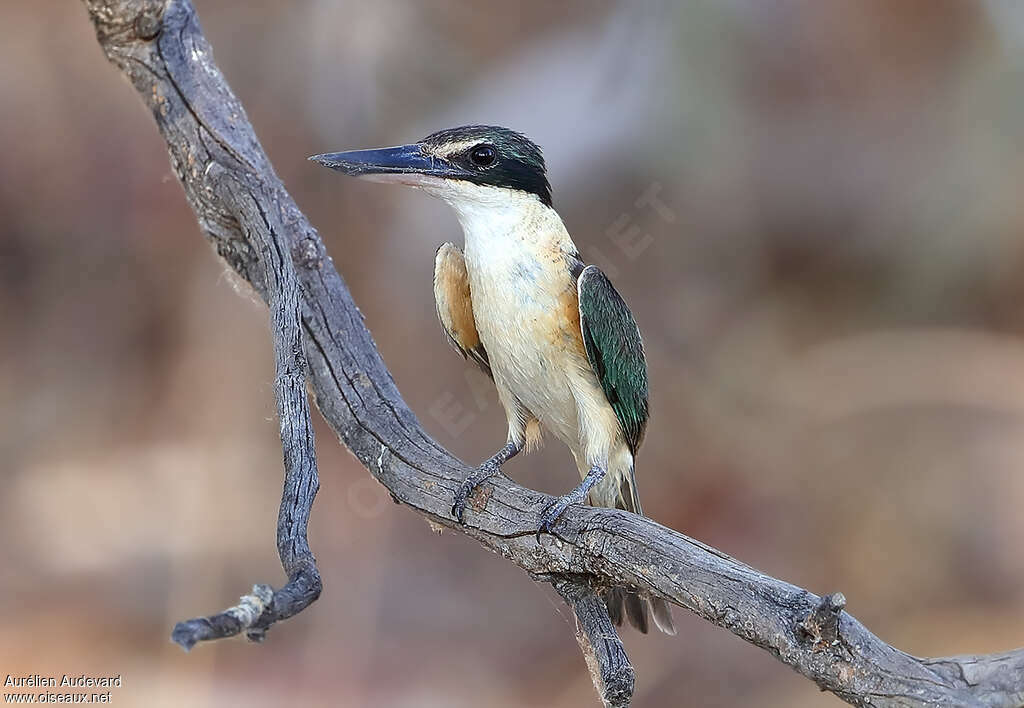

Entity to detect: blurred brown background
[3,1,1024,705]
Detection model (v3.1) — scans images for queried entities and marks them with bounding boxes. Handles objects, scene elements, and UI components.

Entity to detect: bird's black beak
[309,144,443,178]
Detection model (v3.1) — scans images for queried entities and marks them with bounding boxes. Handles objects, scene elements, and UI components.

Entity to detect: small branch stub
[798,592,847,648]
[134,7,163,41]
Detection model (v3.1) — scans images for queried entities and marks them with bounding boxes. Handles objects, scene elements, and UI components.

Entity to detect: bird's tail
[589,457,676,635]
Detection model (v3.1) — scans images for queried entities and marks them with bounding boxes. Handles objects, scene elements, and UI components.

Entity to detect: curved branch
[82,1,1024,706]
[170,173,323,650]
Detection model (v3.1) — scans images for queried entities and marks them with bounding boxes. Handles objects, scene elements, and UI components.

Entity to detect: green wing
[577,265,649,454]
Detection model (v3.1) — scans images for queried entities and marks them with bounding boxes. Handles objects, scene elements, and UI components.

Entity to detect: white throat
[426,179,570,257]
[361,172,575,260]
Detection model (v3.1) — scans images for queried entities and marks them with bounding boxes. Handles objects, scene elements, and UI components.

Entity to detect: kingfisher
[311,125,674,634]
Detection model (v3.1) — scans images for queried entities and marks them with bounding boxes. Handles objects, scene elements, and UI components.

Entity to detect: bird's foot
[452,463,500,523]
[536,465,606,542]
[452,441,520,523]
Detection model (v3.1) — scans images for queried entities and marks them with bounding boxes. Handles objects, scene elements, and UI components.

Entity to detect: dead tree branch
[555,577,636,705]
[170,173,322,649]
[83,1,1024,705]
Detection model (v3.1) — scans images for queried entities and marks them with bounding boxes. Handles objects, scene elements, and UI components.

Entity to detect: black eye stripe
[420,126,552,206]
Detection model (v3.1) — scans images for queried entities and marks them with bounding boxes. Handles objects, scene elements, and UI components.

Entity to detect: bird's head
[310,125,552,210]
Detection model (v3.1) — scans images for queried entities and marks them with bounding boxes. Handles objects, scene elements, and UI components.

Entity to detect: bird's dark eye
[469,145,497,167]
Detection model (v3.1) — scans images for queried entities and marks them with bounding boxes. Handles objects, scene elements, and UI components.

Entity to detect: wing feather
[577,265,648,453]
[434,243,492,379]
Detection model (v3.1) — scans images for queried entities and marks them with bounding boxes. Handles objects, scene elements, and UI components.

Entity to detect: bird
[311,125,675,635]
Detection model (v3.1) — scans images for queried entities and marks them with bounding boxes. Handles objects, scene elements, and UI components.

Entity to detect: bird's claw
[451,492,469,524]
[535,465,605,542]
[536,494,576,542]
[451,465,497,524]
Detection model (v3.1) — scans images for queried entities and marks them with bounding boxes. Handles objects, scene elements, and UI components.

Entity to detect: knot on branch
[293,238,322,269]
[798,592,846,648]
[133,4,164,41]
